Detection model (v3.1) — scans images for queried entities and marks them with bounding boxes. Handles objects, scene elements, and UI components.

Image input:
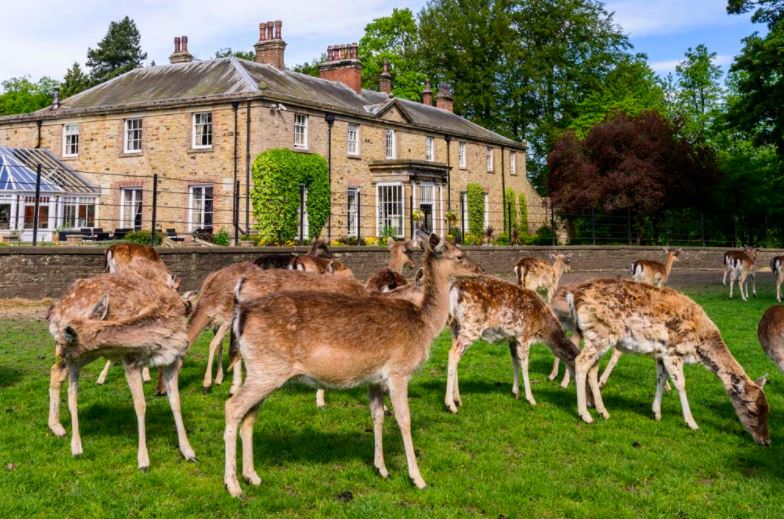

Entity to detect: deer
[445,276,581,412]
[770,256,784,302]
[630,248,682,287]
[254,240,331,270]
[758,305,784,374]
[223,232,482,497]
[289,256,353,277]
[365,239,416,293]
[723,246,759,300]
[569,278,770,446]
[47,257,196,469]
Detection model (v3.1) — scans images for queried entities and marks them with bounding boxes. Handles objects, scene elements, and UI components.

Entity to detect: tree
[214,48,255,61]
[727,0,784,26]
[359,8,425,100]
[293,55,326,77]
[60,62,91,99]
[674,44,724,138]
[0,77,59,115]
[86,16,147,84]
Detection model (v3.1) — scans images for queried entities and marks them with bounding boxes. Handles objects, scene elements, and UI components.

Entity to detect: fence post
[702,212,707,247]
[299,183,305,245]
[591,208,596,245]
[460,195,465,239]
[32,163,42,246]
[733,214,738,247]
[550,202,556,246]
[665,210,670,246]
[409,194,414,238]
[626,208,632,245]
[150,173,158,246]
[356,189,362,243]
[234,180,240,246]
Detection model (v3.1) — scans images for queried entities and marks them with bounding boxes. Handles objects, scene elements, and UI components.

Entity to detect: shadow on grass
[0,366,22,388]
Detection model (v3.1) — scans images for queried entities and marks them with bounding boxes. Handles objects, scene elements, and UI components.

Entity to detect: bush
[124,230,162,246]
[505,189,518,236]
[531,225,554,245]
[250,149,330,243]
[466,183,485,236]
[212,228,230,246]
[519,192,529,236]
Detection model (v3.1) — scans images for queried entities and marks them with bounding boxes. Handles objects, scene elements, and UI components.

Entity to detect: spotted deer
[770,256,784,302]
[365,239,416,293]
[445,276,580,412]
[723,246,759,300]
[47,258,196,469]
[569,278,770,445]
[630,248,682,287]
[253,240,332,270]
[223,232,482,497]
[513,254,571,303]
[758,305,784,374]
[289,256,353,277]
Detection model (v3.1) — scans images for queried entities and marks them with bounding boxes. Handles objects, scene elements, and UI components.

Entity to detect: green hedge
[124,230,162,246]
[466,183,485,236]
[250,149,330,243]
[519,192,528,235]
[505,188,518,235]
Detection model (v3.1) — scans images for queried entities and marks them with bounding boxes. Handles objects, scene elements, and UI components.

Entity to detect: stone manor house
[0,20,544,242]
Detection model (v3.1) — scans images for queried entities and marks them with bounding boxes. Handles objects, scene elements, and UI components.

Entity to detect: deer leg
[509,341,521,399]
[240,403,262,486]
[123,362,149,470]
[96,360,112,385]
[204,322,230,390]
[548,357,560,381]
[445,335,468,413]
[368,383,389,478]
[387,374,426,489]
[751,271,757,297]
[68,364,82,457]
[162,359,196,462]
[156,368,166,396]
[515,339,536,405]
[652,359,667,421]
[214,341,224,385]
[722,267,728,286]
[729,272,735,299]
[777,276,782,302]
[560,332,580,389]
[49,360,68,437]
[588,363,608,419]
[661,356,698,430]
[315,388,326,408]
[229,359,243,396]
[142,367,151,383]
[740,271,749,301]
[599,349,623,388]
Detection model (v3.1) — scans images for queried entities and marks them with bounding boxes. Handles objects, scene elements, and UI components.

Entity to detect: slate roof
[2,57,521,148]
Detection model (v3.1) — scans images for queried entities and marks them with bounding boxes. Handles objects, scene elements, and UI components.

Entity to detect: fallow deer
[724,246,759,300]
[47,258,196,469]
[758,305,784,374]
[253,240,332,270]
[445,276,580,412]
[365,239,416,293]
[513,253,571,303]
[630,248,682,287]
[569,278,770,445]
[223,232,482,497]
[289,256,353,277]
[770,256,784,302]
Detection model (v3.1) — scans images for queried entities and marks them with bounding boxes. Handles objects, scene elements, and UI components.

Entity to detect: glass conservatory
[0,147,99,242]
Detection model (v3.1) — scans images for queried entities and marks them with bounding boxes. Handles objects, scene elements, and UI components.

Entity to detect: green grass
[2,283,784,518]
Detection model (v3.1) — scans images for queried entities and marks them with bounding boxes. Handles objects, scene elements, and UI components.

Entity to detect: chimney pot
[170,35,193,64]
[174,36,181,53]
[274,20,282,39]
[259,22,267,41]
[422,79,433,105]
[181,35,188,53]
[51,88,60,110]
[254,20,287,68]
[266,21,274,40]
[379,60,392,94]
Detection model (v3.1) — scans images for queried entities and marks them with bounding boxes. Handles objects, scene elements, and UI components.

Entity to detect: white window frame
[385,129,396,159]
[458,141,467,168]
[61,196,97,229]
[347,187,359,237]
[376,182,404,238]
[192,112,213,149]
[425,136,435,162]
[0,194,13,230]
[347,123,360,156]
[486,146,494,172]
[294,114,308,149]
[188,185,214,232]
[484,192,490,230]
[460,191,468,233]
[124,118,143,154]
[510,151,517,175]
[120,188,143,229]
[297,186,309,239]
[62,124,79,157]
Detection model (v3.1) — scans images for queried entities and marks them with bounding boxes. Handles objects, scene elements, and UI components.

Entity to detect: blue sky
[0,0,765,83]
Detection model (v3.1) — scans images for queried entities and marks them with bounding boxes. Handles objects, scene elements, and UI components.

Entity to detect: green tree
[674,44,724,138]
[214,48,255,61]
[466,183,486,236]
[60,62,91,99]
[727,0,784,26]
[293,54,326,77]
[86,16,147,84]
[359,8,426,100]
[0,77,58,115]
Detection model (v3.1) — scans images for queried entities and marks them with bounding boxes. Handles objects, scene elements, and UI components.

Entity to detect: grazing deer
[630,248,682,287]
[254,240,331,270]
[223,232,481,497]
[723,246,759,300]
[758,305,784,374]
[513,254,571,303]
[47,259,196,469]
[770,256,784,302]
[569,278,770,445]
[445,276,580,412]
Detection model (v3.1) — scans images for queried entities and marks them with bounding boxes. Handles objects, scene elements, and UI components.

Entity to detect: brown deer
[47,258,196,469]
[630,248,682,287]
[513,254,571,303]
[365,239,416,292]
[253,240,332,270]
[289,256,353,277]
[223,232,482,497]
[770,256,784,302]
[569,278,770,445]
[445,276,580,412]
[758,305,784,373]
[723,246,759,300]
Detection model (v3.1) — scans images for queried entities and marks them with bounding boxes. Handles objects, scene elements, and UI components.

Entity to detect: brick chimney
[422,79,433,106]
[254,20,286,69]
[169,35,193,64]
[379,60,392,94]
[319,43,362,94]
[436,82,453,112]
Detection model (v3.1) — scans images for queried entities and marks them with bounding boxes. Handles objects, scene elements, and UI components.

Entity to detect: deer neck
[663,254,676,279]
[700,331,754,399]
[552,260,565,284]
[388,255,406,274]
[418,253,452,337]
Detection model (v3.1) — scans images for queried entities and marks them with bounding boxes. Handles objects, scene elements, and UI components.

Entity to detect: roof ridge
[229,57,261,93]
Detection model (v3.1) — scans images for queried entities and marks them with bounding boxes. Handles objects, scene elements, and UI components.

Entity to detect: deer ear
[429,233,445,255]
[64,326,78,345]
[415,267,424,282]
[168,273,179,289]
[326,260,336,274]
[90,294,109,320]
[756,374,768,388]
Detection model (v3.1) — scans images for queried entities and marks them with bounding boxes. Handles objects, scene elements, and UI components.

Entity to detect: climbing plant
[519,192,528,235]
[250,149,330,243]
[505,188,518,235]
[466,183,485,237]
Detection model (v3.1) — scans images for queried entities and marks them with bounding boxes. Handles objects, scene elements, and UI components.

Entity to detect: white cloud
[649,53,734,74]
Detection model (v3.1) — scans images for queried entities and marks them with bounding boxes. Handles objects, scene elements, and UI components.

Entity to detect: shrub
[466,183,485,236]
[519,192,529,236]
[250,149,330,243]
[124,230,162,246]
[212,228,230,246]
[505,189,518,236]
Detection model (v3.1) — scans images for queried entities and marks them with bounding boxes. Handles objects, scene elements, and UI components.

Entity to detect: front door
[419,183,434,233]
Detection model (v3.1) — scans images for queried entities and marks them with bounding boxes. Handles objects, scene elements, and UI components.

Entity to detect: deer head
[743,245,760,260]
[308,240,333,258]
[388,239,416,271]
[550,253,572,274]
[729,374,770,446]
[417,231,482,277]
[56,294,109,358]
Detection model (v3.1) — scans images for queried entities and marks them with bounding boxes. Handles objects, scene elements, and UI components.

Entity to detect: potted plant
[412,209,425,230]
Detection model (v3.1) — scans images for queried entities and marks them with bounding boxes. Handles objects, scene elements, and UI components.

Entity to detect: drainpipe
[325,112,335,239]
[501,146,506,234]
[245,100,252,234]
[232,101,239,245]
[445,135,452,211]
[35,120,42,148]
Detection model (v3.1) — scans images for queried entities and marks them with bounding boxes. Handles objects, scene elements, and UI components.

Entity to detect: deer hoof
[226,480,244,498]
[512,390,519,400]
[376,465,389,479]
[412,476,427,490]
[580,412,594,424]
[445,402,459,414]
[526,397,537,406]
[49,423,66,437]
[599,409,610,420]
[201,386,212,394]
[686,420,699,431]
[243,471,262,486]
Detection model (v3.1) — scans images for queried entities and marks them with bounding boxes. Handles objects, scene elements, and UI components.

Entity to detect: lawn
[1,282,783,518]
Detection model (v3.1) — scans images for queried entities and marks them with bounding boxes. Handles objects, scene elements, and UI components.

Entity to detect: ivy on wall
[519,192,528,235]
[505,188,518,235]
[250,149,330,243]
[466,183,486,236]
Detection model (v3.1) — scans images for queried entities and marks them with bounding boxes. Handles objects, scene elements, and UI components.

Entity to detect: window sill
[188,147,214,154]
[61,155,78,160]
[347,154,362,160]
[293,147,311,154]
[458,166,468,171]
[120,151,143,158]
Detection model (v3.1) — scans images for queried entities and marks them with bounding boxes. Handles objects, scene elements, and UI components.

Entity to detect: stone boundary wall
[1,245,781,299]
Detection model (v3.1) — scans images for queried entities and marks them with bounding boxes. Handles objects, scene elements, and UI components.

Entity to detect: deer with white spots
[770,256,784,302]
[630,248,682,287]
[723,246,759,301]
